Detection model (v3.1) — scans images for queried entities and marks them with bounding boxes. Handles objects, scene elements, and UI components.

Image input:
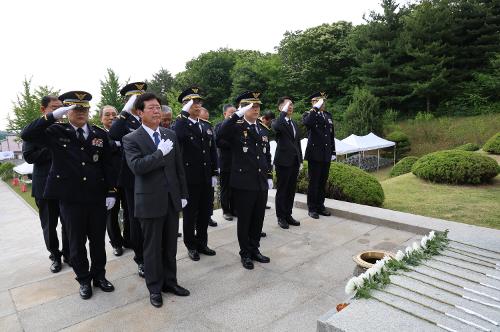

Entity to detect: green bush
[0,162,15,181]
[385,130,411,160]
[390,156,419,177]
[412,150,499,184]
[453,143,481,151]
[483,132,500,154]
[297,161,385,207]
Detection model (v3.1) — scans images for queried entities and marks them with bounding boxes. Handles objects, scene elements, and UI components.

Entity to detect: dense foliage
[483,132,500,154]
[390,156,419,177]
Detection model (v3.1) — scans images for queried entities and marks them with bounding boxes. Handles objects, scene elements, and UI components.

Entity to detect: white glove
[313,98,324,110]
[157,139,173,156]
[114,141,121,147]
[281,101,290,113]
[52,105,76,119]
[331,155,337,161]
[211,176,218,188]
[299,163,303,171]
[236,103,254,117]
[105,197,116,210]
[181,199,188,208]
[122,94,137,114]
[267,179,273,189]
[182,99,193,113]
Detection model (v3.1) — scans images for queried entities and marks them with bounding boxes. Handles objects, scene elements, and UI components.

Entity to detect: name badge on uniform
[262,136,268,142]
[243,146,248,153]
[207,129,212,135]
[263,147,267,153]
[93,153,99,162]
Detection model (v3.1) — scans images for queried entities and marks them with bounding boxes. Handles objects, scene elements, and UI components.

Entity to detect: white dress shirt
[70,123,90,139]
[142,124,161,144]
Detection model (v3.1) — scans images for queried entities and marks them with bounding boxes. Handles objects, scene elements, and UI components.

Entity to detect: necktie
[153,132,160,147]
[288,119,295,138]
[77,128,85,143]
[250,124,258,135]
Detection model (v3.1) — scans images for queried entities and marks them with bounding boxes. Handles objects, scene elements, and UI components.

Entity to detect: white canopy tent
[13,162,33,175]
[341,133,396,169]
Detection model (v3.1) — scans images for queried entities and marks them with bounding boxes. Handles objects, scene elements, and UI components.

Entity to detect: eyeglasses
[145,106,162,111]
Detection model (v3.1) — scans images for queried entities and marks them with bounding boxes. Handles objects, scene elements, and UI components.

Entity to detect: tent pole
[393,146,396,165]
[377,149,380,171]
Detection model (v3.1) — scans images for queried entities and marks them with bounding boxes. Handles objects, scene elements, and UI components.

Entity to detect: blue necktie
[153,132,160,147]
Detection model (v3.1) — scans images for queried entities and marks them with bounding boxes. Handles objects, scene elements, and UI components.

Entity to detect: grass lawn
[5,180,37,211]
[381,173,500,230]
[370,166,393,182]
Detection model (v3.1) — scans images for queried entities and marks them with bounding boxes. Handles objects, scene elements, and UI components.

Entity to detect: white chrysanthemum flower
[412,242,421,251]
[395,250,405,261]
[345,277,356,295]
[420,235,429,248]
[429,231,435,240]
[353,276,365,288]
[405,246,413,255]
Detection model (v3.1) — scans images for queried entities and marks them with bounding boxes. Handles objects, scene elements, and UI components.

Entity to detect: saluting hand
[105,197,116,210]
[211,176,218,188]
[236,103,254,117]
[281,101,290,113]
[181,199,188,208]
[182,99,193,113]
[313,98,324,111]
[157,139,174,156]
[52,105,76,119]
[122,94,137,114]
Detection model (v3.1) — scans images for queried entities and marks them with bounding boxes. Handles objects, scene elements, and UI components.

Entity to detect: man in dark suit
[199,107,218,228]
[100,105,125,256]
[122,92,190,308]
[272,96,303,229]
[302,91,336,219]
[215,104,236,221]
[109,82,147,277]
[174,87,218,261]
[22,95,70,273]
[218,91,272,270]
[21,91,116,300]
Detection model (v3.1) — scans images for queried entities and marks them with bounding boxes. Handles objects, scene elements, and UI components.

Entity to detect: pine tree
[97,68,125,112]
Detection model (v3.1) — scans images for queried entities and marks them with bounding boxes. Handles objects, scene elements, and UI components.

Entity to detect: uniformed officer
[20,91,116,300]
[22,95,70,273]
[218,91,273,270]
[109,82,147,277]
[174,87,218,261]
[302,91,336,219]
[272,97,303,229]
[257,112,274,213]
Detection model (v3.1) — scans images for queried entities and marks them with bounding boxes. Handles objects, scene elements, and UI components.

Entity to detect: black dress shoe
[188,249,200,261]
[241,256,254,270]
[287,216,301,226]
[177,232,182,238]
[113,246,123,256]
[50,259,62,273]
[251,252,270,263]
[318,209,331,216]
[198,246,216,256]
[260,232,267,238]
[277,218,289,229]
[208,219,218,227]
[223,213,233,221]
[123,241,132,249]
[93,278,115,292]
[150,293,163,308]
[162,284,190,296]
[265,205,271,209]
[138,263,145,278]
[308,211,319,219]
[79,283,92,300]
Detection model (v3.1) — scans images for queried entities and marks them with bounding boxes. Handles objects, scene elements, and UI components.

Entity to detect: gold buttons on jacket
[83,177,87,181]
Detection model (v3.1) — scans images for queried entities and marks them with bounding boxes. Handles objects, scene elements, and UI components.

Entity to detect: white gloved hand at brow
[52,105,76,119]
[236,103,254,117]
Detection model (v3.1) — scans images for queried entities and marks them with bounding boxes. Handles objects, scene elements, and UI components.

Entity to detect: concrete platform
[0,181,420,331]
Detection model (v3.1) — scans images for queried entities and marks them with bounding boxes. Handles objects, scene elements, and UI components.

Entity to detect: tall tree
[146,68,174,104]
[7,77,59,133]
[98,68,125,111]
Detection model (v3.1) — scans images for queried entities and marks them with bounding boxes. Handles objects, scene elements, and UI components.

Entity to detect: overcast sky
[0,0,382,130]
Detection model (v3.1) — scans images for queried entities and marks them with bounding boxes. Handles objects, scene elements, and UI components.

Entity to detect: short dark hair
[262,110,275,120]
[223,104,234,113]
[277,96,293,108]
[41,95,59,108]
[134,92,162,111]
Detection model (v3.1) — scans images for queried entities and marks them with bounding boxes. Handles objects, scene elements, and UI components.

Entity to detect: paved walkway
[0,181,419,331]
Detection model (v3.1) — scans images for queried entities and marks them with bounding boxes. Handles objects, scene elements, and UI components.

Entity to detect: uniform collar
[188,117,199,124]
[142,124,161,138]
[69,122,89,135]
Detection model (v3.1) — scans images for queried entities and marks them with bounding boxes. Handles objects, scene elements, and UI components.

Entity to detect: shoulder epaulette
[236,119,244,124]
[199,118,212,125]
[258,120,271,131]
[119,114,127,119]
[93,125,107,133]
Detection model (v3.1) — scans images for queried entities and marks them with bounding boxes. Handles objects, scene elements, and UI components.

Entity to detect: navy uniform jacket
[215,121,232,173]
[302,109,336,162]
[103,128,122,173]
[108,112,141,188]
[257,119,273,168]
[218,115,272,191]
[22,140,51,199]
[272,112,303,167]
[174,111,218,185]
[20,113,116,203]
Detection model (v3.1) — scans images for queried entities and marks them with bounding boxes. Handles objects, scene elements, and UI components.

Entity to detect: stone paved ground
[0,181,417,332]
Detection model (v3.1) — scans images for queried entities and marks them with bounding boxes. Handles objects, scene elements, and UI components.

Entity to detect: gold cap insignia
[320,92,327,97]
[135,83,145,90]
[192,88,199,93]
[253,92,261,99]
[75,92,87,101]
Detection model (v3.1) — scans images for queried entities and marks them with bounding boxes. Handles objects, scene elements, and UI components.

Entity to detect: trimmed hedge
[412,150,499,184]
[390,156,419,177]
[483,132,500,154]
[385,130,410,160]
[297,161,385,207]
[0,162,15,181]
[454,143,481,151]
